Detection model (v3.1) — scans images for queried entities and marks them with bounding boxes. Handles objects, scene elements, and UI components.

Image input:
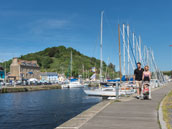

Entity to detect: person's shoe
[136,96,140,99]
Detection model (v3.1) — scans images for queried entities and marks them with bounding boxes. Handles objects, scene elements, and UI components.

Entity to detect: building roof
[20,62,38,67]
[11,58,39,68]
[40,72,58,76]
[17,59,39,67]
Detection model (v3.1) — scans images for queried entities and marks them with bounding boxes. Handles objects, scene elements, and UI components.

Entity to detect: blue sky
[0,0,171,71]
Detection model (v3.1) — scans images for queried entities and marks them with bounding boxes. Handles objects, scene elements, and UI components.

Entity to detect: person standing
[133,62,144,99]
[142,66,151,82]
[142,66,152,99]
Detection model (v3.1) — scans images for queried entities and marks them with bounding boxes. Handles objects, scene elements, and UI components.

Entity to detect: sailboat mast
[136,39,138,62]
[149,48,153,72]
[133,33,135,57]
[138,36,142,63]
[144,45,146,66]
[122,24,125,75]
[71,51,72,77]
[82,64,84,79]
[105,57,109,80]
[118,24,122,82]
[147,48,149,65]
[127,24,130,76]
[100,11,104,82]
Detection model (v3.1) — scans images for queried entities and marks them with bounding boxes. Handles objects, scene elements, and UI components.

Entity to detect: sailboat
[84,11,122,97]
[83,11,137,97]
[61,51,85,88]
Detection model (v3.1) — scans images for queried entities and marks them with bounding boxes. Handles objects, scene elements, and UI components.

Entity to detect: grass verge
[162,91,172,129]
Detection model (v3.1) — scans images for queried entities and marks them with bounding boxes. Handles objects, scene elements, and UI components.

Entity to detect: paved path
[80,83,172,129]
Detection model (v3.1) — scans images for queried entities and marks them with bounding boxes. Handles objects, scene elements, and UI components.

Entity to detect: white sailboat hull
[62,81,84,88]
[84,89,116,96]
[68,83,84,88]
[84,87,134,97]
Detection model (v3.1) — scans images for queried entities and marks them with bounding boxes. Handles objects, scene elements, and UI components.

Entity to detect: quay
[56,82,172,129]
[0,85,61,93]
[0,83,99,93]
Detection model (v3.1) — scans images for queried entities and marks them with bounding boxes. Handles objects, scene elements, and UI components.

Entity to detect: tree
[2,46,118,78]
[42,57,53,69]
[108,63,115,72]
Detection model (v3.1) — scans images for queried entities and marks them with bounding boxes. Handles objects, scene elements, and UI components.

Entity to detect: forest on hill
[1,46,118,78]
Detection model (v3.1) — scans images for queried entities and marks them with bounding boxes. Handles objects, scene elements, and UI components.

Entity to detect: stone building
[10,58,40,81]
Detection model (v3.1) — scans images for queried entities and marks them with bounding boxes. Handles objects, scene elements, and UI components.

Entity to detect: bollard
[116,82,119,99]
[14,81,16,87]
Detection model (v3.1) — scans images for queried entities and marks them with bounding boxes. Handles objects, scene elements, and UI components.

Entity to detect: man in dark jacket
[133,62,144,99]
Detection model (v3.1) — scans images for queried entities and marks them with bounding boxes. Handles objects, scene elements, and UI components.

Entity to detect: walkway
[56,83,172,129]
[80,83,172,129]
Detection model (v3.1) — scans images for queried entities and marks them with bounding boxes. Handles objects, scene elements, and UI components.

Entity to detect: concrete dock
[56,82,172,129]
[0,85,61,93]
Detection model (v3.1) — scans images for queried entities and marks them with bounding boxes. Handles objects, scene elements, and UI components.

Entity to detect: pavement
[56,82,172,129]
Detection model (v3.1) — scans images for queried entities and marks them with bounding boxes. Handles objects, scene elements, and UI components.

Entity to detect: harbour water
[0,88,102,129]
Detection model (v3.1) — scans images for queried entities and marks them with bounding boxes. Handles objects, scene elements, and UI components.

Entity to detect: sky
[0,0,171,71]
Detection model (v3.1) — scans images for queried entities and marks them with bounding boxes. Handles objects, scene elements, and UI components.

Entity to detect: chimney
[13,57,18,64]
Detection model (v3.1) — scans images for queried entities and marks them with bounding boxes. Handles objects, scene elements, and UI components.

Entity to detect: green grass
[113,99,121,102]
[162,91,172,129]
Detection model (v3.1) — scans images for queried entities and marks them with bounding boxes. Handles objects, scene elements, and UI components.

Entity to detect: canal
[0,88,102,129]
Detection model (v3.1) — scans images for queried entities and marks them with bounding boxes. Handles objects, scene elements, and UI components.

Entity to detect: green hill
[1,46,118,78]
